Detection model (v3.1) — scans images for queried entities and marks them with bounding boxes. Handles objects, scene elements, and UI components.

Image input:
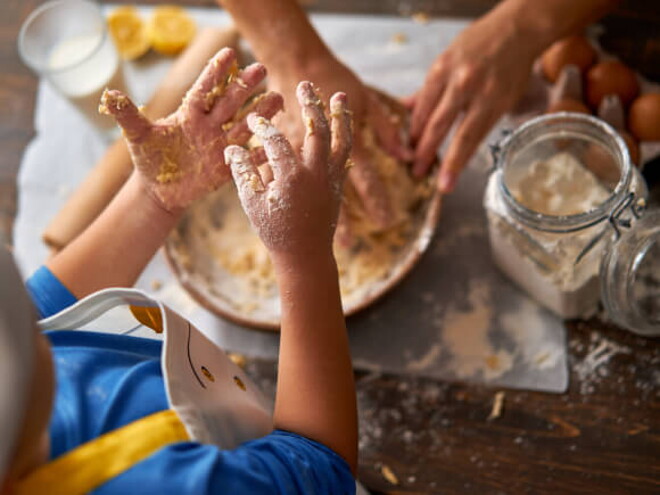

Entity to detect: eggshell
[541,35,596,83]
[628,93,660,141]
[586,61,639,109]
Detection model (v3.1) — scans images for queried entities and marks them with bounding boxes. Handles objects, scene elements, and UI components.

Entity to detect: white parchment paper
[14,7,568,392]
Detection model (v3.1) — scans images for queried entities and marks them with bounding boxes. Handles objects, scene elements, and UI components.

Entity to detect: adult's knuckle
[455,64,477,89]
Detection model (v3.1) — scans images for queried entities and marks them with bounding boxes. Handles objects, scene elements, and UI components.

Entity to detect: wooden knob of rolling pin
[42,26,240,251]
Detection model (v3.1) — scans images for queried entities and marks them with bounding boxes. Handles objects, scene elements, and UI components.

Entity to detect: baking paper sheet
[14,7,568,392]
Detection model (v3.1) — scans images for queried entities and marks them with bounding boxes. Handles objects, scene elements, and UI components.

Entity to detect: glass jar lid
[601,209,660,336]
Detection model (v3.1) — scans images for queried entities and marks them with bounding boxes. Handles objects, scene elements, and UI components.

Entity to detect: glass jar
[601,210,660,336]
[484,113,657,335]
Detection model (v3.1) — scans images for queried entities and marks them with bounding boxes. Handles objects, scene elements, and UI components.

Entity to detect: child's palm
[101,48,282,211]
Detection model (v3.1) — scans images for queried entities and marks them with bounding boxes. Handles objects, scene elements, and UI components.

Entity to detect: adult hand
[100,48,283,211]
[225,81,352,256]
[409,11,537,192]
[267,56,412,229]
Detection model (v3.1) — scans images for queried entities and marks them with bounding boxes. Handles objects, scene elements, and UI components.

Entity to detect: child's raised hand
[225,82,352,256]
[100,48,282,211]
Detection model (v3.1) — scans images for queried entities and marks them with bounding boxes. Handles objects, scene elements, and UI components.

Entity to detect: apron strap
[14,410,189,495]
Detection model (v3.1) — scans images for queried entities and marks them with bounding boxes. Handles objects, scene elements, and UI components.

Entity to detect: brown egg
[541,35,596,83]
[628,93,660,141]
[546,98,591,114]
[586,61,640,109]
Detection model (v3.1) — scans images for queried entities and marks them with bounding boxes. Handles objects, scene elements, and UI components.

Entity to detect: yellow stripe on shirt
[14,409,189,495]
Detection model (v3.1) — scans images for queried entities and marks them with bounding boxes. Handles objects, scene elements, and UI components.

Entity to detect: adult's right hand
[409,9,538,193]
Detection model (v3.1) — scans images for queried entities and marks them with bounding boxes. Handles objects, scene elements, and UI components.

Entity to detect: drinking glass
[18,0,128,132]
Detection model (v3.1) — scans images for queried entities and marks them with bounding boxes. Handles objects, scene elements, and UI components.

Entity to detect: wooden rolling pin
[43,26,240,251]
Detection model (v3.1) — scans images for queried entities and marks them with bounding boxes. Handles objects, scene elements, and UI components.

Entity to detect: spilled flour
[442,281,513,380]
[404,278,565,385]
[572,331,632,394]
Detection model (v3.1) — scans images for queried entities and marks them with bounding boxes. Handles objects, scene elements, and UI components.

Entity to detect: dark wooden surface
[248,318,659,494]
[1,1,658,494]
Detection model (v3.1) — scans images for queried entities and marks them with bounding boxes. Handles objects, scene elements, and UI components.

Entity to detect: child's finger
[297,81,330,172]
[185,47,237,114]
[225,145,266,209]
[226,92,284,145]
[247,113,297,180]
[99,89,151,140]
[209,63,268,124]
[329,92,352,182]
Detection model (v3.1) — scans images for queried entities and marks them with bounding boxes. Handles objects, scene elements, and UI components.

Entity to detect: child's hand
[225,81,352,257]
[100,48,283,211]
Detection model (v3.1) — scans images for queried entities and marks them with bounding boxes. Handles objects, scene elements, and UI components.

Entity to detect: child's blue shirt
[26,266,355,495]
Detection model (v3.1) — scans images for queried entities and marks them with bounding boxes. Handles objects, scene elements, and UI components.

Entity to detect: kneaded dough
[167,97,435,321]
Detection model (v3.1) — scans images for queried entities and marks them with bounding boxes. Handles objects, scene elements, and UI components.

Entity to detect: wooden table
[2,1,658,493]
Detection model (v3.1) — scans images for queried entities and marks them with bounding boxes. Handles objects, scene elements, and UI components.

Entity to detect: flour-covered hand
[225,81,352,256]
[267,56,412,231]
[100,47,283,211]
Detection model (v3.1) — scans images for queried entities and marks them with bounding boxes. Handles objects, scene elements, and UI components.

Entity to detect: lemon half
[147,6,196,56]
[107,6,150,61]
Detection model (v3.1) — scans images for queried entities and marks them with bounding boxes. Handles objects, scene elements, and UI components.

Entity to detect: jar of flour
[484,113,658,336]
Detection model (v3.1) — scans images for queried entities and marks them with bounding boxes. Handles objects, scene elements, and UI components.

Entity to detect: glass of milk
[18,0,127,133]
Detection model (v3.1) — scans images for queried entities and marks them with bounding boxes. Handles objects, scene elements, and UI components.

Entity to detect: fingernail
[438,172,455,193]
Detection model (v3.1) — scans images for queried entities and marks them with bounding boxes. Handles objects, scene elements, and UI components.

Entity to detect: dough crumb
[228,352,247,368]
[411,11,430,24]
[380,464,399,485]
[487,391,505,421]
[391,32,408,44]
[248,174,264,192]
[305,116,315,135]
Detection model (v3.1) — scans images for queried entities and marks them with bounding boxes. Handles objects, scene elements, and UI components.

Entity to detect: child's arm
[45,48,282,299]
[225,82,357,472]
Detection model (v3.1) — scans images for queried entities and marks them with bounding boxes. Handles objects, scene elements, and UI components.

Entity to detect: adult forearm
[500,0,620,55]
[271,251,358,473]
[47,173,180,298]
[218,0,331,71]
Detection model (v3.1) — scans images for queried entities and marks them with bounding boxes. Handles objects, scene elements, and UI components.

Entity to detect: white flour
[511,152,610,216]
[484,153,613,319]
[442,282,514,380]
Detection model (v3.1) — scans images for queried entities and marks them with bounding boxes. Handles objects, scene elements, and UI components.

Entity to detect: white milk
[48,32,126,131]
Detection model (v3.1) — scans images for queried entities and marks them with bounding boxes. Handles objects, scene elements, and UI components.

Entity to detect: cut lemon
[147,6,196,56]
[107,6,150,61]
